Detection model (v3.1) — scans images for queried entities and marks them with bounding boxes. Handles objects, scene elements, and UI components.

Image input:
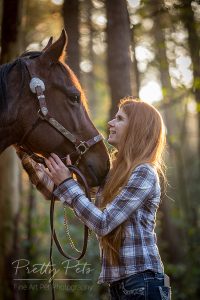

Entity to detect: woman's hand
[44,153,72,186]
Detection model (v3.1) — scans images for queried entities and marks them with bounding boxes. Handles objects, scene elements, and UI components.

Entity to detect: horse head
[0,30,109,187]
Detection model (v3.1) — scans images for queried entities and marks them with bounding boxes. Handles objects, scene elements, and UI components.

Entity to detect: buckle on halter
[37,109,45,119]
[76,142,88,155]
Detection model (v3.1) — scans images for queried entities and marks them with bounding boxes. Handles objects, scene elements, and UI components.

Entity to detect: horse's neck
[0,93,21,148]
[0,125,18,154]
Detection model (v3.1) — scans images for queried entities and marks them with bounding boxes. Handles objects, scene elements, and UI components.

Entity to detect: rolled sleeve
[53,179,84,206]
[53,165,156,236]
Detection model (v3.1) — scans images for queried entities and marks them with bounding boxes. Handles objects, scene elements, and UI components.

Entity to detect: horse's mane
[0,60,18,113]
[0,50,88,113]
[0,51,41,113]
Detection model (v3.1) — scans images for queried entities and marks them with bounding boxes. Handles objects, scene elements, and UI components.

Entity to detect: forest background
[0,0,199,299]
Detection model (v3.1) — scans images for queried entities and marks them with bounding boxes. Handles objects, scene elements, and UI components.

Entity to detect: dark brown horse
[0,30,109,186]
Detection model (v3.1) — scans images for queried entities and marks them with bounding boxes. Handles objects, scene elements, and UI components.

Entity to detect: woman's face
[107,108,129,149]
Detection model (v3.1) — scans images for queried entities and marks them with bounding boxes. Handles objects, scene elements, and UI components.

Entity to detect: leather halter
[17,58,103,166]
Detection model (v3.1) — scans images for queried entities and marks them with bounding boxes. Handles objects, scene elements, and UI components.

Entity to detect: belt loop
[143,271,148,281]
[144,270,155,281]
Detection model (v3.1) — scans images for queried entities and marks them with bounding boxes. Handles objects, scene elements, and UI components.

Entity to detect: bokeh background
[0,0,199,299]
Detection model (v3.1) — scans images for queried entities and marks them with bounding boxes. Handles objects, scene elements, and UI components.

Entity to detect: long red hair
[100,98,166,265]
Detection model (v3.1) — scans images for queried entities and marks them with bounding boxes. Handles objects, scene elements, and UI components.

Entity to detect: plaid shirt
[54,163,164,284]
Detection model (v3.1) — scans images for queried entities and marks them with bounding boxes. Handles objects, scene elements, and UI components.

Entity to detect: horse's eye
[70,95,80,104]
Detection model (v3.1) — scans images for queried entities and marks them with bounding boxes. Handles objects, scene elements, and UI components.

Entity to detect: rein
[17,57,103,299]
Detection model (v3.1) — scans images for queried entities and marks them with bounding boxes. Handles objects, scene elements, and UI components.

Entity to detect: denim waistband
[109,270,164,287]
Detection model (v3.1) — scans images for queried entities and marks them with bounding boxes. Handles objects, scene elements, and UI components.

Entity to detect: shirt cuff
[58,177,73,186]
[53,178,84,206]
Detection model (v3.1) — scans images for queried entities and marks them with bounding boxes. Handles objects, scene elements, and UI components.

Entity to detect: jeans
[109,270,171,300]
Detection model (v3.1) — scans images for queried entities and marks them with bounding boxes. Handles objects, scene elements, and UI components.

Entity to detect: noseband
[17,59,103,166]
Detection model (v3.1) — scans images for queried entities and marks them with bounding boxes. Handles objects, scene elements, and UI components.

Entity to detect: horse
[0,30,109,187]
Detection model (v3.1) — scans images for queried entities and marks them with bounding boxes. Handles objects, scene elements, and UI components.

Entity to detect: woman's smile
[109,129,116,136]
[107,108,129,148]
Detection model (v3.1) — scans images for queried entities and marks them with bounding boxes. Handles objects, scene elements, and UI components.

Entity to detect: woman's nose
[108,119,114,127]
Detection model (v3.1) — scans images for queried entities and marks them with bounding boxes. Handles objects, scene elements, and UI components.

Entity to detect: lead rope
[50,186,56,300]
[63,204,81,253]
[49,166,92,300]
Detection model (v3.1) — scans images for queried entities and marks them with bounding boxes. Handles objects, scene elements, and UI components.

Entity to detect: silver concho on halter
[29,78,48,116]
[29,77,45,93]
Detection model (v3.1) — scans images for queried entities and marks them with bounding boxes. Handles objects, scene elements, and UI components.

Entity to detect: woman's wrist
[58,177,73,186]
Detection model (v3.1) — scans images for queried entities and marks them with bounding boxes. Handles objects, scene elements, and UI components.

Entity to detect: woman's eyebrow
[116,114,123,118]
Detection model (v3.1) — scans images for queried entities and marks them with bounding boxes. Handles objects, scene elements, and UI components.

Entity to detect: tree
[147,1,200,297]
[131,25,140,96]
[82,0,96,116]
[0,0,23,63]
[178,0,200,173]
[150,0,186,264]
[63,0,80,79]
[0,150,20,300]
[106,0,132,119]
[0,0,23,299]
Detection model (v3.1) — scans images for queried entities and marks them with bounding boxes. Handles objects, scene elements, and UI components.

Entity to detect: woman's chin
[107,138,116,147]
[107,137,113,144]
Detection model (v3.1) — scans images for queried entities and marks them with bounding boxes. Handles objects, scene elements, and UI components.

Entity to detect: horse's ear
[41,29,68,62]
[42,37,53,52]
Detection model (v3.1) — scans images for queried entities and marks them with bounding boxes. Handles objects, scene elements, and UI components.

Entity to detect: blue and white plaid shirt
[54,163,164,284]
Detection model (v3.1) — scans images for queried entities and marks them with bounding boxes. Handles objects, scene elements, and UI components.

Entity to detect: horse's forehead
[35,60,74,86]
[23,57,84,103]
[52,63,72,83]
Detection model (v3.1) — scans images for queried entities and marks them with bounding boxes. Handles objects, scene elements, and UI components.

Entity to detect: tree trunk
[0,148,20,300]
[179,0,200,174]
[151,0,186,262]
[131,26,140,97]
[0,0,22,299]
[63,0,80,79]
[106,0,132,119]
[0,0,23,63]
[84,0,97,117]
[23,184,36,300]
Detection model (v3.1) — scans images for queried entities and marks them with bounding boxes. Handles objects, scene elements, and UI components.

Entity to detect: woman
[18,98,171,299]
